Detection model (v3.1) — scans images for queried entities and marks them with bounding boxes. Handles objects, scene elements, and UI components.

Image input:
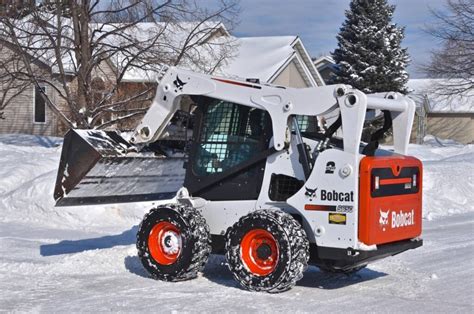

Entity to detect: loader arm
[131,67,416,156]
[54,66,416,207]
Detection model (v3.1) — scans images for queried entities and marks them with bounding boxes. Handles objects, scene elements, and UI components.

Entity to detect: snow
[313,55,335,67]
[0,134,473,311]
[218,36,297,83]
[216,35,322,86]
[400,136,474,220]
[0,135,155,230]
[3,13,321,86]
[408,79,474,113]
[2,13,231,83]
[332,0,410,94]
[105,21,231,82]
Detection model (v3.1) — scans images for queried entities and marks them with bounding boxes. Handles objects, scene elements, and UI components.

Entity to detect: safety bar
[365,93,416,155]
[366,96,407,112]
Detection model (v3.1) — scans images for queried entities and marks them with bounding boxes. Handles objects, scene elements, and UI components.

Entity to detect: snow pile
[0,134,473,231]
[0,134,473,312]
[0,135,153,231]
[409,136,474,220]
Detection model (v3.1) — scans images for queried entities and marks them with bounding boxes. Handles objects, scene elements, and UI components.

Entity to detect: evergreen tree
[332,0,410,94]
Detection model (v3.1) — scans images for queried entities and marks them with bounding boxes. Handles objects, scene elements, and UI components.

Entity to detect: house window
[34,86,46,123]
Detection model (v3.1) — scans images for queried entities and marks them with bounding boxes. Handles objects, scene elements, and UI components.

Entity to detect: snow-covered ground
[0,134,473,312]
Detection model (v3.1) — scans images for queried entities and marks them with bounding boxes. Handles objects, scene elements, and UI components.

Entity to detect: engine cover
[359,156,422,245]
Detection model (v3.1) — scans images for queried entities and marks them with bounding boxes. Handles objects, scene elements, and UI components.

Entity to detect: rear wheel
[225,209,309,293]
[136,204,211,281]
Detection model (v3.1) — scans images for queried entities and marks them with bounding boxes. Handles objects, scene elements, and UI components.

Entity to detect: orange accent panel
[359,156,423,245]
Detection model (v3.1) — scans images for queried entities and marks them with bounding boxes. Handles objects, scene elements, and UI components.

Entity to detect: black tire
[225,209,309,293]
[318,264,367,275]
[136,204,211,281]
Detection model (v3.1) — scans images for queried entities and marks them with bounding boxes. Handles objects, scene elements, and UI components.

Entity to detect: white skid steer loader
[54,67,422,292]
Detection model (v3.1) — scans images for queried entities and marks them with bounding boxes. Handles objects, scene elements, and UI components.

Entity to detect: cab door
[184,96,272,201]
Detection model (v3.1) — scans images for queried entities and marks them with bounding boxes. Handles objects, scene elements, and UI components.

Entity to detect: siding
[0,44,58,136]
[272,60,310,88]
[0,84,58,136]
[0,42,125,137]
[0,43,62,136]
[93,60,117,85]
[407,113,474,144]
[318,67,334,85]
[426,115,474,144]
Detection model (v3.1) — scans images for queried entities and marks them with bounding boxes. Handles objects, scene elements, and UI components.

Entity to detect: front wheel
[136,204,211,281]
[225,209,309,293]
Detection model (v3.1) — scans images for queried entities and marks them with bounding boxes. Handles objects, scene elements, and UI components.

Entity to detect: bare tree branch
[421,0,474,97]
[0,0,239,130]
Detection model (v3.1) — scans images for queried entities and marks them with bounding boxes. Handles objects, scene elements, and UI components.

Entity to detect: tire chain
[225,209,309,293]
[136,203,211,281]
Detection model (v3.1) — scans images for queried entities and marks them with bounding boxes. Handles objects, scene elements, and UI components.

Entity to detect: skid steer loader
[54,67,422,292]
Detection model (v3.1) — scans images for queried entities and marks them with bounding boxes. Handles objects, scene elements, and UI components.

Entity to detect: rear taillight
[374,176,380,190]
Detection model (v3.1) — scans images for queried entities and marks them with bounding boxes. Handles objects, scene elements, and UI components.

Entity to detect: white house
[220,36,324,88]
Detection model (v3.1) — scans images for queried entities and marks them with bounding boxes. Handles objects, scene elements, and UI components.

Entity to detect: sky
[226,0,448,78]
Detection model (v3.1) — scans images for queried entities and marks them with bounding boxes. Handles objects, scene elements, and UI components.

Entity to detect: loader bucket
[54,129,186,206]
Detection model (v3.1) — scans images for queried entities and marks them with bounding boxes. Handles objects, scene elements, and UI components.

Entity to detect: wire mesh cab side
[184,96,272,201]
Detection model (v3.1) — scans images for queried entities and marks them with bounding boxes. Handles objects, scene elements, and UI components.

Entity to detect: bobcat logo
[173,75,187,91]
[379,209,390,231]
[305,187,317,198]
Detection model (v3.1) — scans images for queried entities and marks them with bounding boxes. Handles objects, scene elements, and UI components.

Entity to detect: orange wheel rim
[148,221,181,265]
[240,229,279,276]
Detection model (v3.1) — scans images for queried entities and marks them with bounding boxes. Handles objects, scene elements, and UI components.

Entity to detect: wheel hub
[256,243,272,260]
[148,221,182,265]
[162,231,181,255]
[240,229,279,276]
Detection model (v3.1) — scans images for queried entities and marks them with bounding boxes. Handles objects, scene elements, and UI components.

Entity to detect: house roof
[313,55,334,67]
[218,36,324,86]
[408,79,474,114]
[2,13,323,87]
[109,21,230,82]
[2,13,230,82]
[313,55,338,73]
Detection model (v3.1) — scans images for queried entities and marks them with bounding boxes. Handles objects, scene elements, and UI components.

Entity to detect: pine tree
[332,0,410,94]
